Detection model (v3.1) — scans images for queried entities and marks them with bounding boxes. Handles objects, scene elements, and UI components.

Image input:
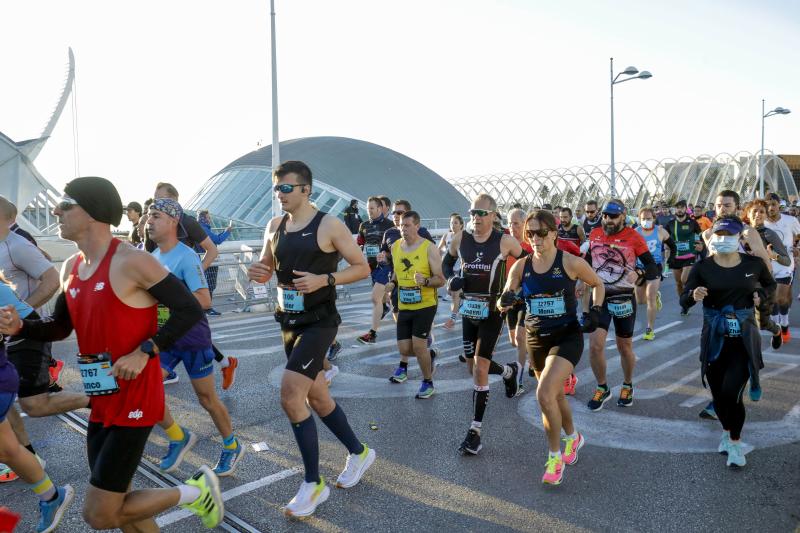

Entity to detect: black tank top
[583,216,602,235]
[459,230,505,296]
[271,210,339,311]
[558,224,581,244]
[521,250,578,330]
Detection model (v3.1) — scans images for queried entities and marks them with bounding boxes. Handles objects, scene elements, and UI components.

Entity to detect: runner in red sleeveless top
[0,177,223,530]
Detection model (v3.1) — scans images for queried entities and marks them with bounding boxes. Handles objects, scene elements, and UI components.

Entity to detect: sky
[3,0,799,210]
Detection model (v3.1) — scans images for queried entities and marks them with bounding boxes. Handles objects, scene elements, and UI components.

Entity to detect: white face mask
[641,220,654,229]
[708,234,740,254]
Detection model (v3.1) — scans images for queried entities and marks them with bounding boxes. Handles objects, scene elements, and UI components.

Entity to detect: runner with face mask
[634,208,677,340]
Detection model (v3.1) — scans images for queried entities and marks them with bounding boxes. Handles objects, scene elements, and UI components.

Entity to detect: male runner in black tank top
[443,193,523,455]
[248,161,376,518]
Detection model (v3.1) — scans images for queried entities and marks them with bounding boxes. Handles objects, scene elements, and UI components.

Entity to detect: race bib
[677,241,690,253]
[607,299,634,318]
[399,286,422,304]
[277,286,305,313]
[725,316,741,337]
[157,304,170,328]
[460,297,489,320]
[527,296,566,317]
[365,244,380,258]
[79,356,119,396]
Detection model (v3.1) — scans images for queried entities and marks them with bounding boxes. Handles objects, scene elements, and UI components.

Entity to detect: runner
[500,210,605,484]
[681,215,775,468]
[248,161,375,517]
[0,177,223,530]
[355,196,394,345]
[439,213,464,330]
[580,200,602,320]
[147,199,244,476]
[125,201,143,247]
[634,208,676,340]
[557,207,585,246]
[763,192,800,345]
[389,210,444,399]
[0,273,74,532]
[666,200,703,315]
[442,193,524,455]
[504,208,532,395]
[585,199,658,410]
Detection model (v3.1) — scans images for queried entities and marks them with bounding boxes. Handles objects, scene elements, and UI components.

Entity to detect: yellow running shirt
[391,238,437,310]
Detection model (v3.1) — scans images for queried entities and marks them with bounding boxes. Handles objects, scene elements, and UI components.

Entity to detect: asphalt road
[4,274,800,532]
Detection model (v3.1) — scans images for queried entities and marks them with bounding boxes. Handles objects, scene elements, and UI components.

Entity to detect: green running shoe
[182,465,224,528]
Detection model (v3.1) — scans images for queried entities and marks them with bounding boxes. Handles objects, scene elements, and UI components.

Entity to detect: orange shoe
[221,356,239,391]
[781,327,791,345]
[563,373,578,396]
[0,464,18,483]
[48,359,65,385]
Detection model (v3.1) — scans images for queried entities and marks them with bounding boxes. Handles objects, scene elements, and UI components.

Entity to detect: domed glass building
[186,136,469,231]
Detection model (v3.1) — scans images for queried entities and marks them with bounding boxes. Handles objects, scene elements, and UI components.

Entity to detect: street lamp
[609,57,652,198]
[759,99,791,197]
[270,0,281,219]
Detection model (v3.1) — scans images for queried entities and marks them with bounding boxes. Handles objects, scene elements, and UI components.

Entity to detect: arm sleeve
[636,251,659,280]
[148,274,204,351]
[663,236,678,257]
[680,263,702,309]
[765,230,790,266]
[442,252,457,279]
[20,292,74,341]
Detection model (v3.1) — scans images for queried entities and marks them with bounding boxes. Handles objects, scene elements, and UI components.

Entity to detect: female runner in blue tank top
[634,208,676,340]
[499,210,605,486]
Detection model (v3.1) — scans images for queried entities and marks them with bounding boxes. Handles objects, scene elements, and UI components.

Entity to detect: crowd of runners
[0,162,799,530]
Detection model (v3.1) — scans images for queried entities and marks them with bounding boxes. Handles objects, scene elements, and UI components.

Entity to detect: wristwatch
[140,340,158,359]
[327,273,336,287]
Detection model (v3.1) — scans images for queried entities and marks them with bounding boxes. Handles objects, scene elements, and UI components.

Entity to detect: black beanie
[63,177,123,227]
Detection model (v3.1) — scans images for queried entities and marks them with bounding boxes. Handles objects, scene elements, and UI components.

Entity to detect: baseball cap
[601,199,626,215]
[712,216,743,235]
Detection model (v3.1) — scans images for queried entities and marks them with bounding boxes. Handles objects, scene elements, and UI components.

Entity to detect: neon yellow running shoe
[643,328,655,341]
[656,291,663,311]
[182,465,224,528]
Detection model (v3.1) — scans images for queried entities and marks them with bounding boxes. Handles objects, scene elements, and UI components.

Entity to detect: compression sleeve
[20,292,74,341]
[637,251,659,280]
[442,252,457,279]
[148,273,204,351]
[663,236,678,258]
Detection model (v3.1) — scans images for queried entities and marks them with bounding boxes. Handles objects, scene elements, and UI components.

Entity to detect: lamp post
[759,99,791,198]
[270,0,281,219]
[609,57,652,198]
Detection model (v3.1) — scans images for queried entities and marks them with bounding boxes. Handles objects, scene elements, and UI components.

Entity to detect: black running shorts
[597,293,637,338]
[396,305,437,340]
[462,311,504,360]
[282,325,338,380]
[87,422,153,493]
[526,321,583,372]
[7,338,52,398]
[505,302,526,331]
[671,257,696,270]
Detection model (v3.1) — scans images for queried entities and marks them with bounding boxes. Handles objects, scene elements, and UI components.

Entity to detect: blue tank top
[635,226,663,266]
[521,250,578,331]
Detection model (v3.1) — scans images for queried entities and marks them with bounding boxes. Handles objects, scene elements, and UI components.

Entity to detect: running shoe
[749,383,762,402]
[283,479,330,517]
[781,326,791,345]
[656,291,663,311]
[587,386,612,411]
[381,303,391,320]
[718,432,730,455]
[0,463,17,483]
[430,347,440,377]
[221,356,239,391]
[415,381,435,399]
[163,371,180,385]
[182,465,224,528]
[563,433,585,465]
[389,367,408,383]
[324,365,339,386]
[699,401,717,420]
[643,328,655,341]
[771,332,783,350]
[444,317,456,330]
[48,359,64,387]
[205,308,222,317]
[357,332,376,345]
[726,441,747,468]
[515,384,526,397]
[503,362,519,398]
[563,374,578,396]
[160,428,197,472]
[336,445,376,488]
[541,455,564,485]
[214,439,245,477]
[458,428,482,455]
[617,384,634,407]
[37,484,74,533]
[327,340,343,361]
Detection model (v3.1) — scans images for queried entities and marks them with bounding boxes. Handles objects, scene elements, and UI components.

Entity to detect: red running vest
[65,239,164,427]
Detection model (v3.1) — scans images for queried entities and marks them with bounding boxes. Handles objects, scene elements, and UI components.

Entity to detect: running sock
[472,386,490,423]
[291,416,321,483]
[488,360,505,376]
[399,361,409,370]
[470,421,482,431]
[177,483,202,505]
[219,356,230,368]
[565,431,578,441]
[222,434,237,450]
[780,313,789,327]
[597,383,609,391]
[622,382,633,388]
[320,404,364,456]
[31,474,56,502]
[549,450,562,459]
[165,422,185,442]
[24,444,35,455]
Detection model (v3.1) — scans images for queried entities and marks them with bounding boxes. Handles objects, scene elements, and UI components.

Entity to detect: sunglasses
[273,183,305,194]
[525,228,551,238]
[56,197,79,211]
[392,210,407,216]
[602,213,622,219]
[469,209,491,217]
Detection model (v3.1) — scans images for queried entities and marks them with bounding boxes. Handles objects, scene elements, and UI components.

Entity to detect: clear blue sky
[2,0,798,209]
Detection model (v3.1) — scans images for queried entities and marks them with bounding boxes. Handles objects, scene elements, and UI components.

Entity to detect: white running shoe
[335,445,376,488]
[324,365,340,386]
[283,479,330,517]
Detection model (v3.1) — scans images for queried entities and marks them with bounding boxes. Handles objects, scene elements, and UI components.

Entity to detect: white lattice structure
[449,151,798,212]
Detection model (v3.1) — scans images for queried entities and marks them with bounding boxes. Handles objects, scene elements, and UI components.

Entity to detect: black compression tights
[706,341,750,441]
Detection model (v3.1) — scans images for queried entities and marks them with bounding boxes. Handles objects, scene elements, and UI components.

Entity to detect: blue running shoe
[415,381,435,399]
[389,366,407,383]
[699,401,717,420]
[37,484,74,533]
[160,429,198,472]
[163,371,179,385]
[749,384,762,402]
[214,440,245,477]
[327,340,343,362]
